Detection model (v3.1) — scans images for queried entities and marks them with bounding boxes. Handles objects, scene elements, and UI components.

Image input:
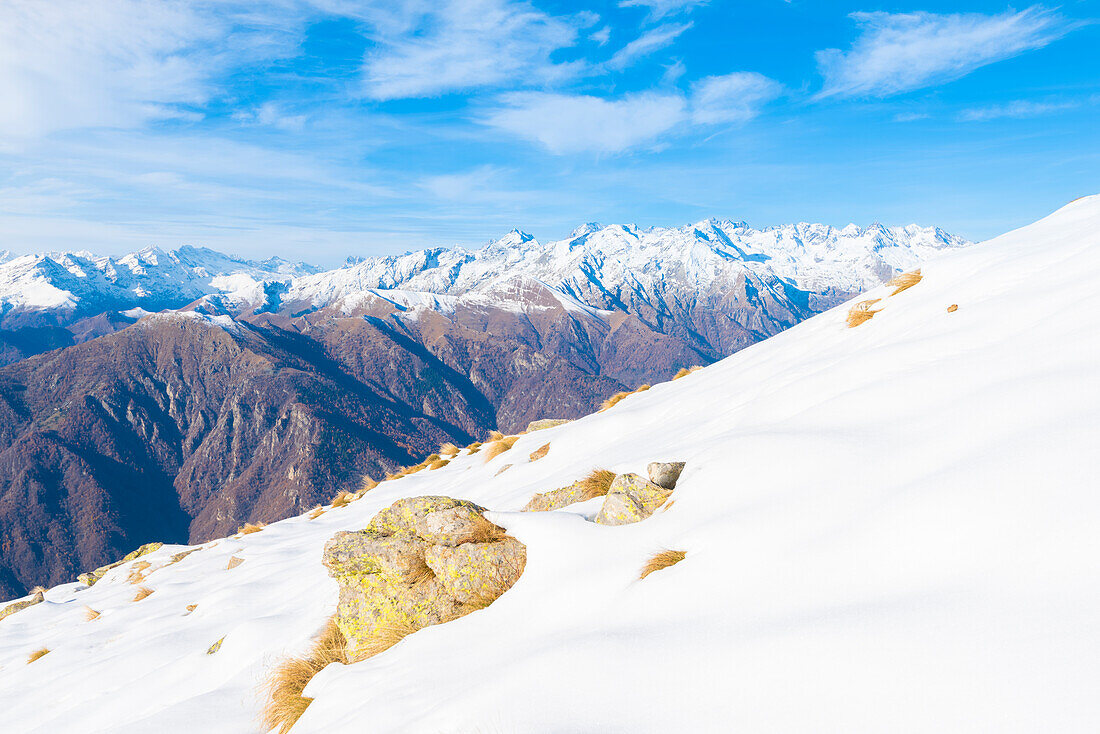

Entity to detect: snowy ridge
[286,219,968,316]
[0,220,966,324]
[1,197,1095,732]
[0,245,318,318]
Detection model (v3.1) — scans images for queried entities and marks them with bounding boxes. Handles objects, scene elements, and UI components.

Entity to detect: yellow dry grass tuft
[331,491,352,508]
[600,384,651,411]
[127,560,152,584]
[488,430,505,442]
[261,617,349,734]
[83,606,101,622]
[185,604,198,615]
[846,298,882,328]
[404,557,436,586]
[358,475,379,495]
[577,468,617,501]
[438,442,460,457]
[428,458,450,470]
[529,443,550,462]
[887,269,922,296]
[29,585,47,595]
[227,556,244,570]
[639,549,687,580]
[238,522,266,535]
[484,435,519,462]
[308,505,326,520]
[355,621,421,659]
[947,303,959,313]
[27,647,49,664]
[673,365,704,380]
[466,441,483,455]
[132,586,155,602]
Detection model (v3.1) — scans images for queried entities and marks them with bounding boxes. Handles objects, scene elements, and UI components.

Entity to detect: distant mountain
[0,219,969,597]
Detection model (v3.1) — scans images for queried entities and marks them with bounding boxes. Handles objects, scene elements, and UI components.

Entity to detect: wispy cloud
[608,22,692,70]
[691,73,782,124]
[816,7,1076,99]
[958,98,1083,122]
[484,72,779,153]
[484,92,687,154]
[0,0,308,139]
[619,0,708,20]
[359,0,585,100]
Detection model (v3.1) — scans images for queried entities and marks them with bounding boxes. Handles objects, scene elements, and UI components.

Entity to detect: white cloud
[815,7,1075,99]
[619,0,708,19]
[484,72,779,154]
[0,0,310,138]
[691,72,781,124]
[590,26,612,46]
[958,99,1079,122]
[484,92,687,154]
[608,22,692,70]
[359,0,584,100]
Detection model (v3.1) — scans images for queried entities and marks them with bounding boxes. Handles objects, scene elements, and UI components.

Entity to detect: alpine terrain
[0,196,1096,733]
[0,220,968,599]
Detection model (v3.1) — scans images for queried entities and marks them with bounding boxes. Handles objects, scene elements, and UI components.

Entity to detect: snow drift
[0,197,1097,733]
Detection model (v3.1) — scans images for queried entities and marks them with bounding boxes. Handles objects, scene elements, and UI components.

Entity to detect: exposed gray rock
[647,461,686,489]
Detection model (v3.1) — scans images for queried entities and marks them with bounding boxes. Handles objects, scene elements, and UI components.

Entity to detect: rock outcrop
[647,461,686,489]
[522,480,592,512]
[524,419,570,433]
[0,590,44,622]
[594,473,673,526]
[322,497,526,661]
[78,542,164,588]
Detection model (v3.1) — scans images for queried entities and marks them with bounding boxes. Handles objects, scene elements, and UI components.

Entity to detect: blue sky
[0,0,1096,265]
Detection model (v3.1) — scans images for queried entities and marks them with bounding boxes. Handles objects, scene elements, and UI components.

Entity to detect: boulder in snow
[595,473,673,526]
[322,496,525,661]
[525,418,570,433]
[647,461,685,489]
[0,590,44,622]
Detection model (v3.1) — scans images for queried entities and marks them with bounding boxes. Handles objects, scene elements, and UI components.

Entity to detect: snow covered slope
[1,198,1095,733]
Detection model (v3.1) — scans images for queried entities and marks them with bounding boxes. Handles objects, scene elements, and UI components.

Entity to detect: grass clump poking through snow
[308,505,326,520]
[673,366,703,380]
[639,550,687,580]
[429,457,450,470]
[846,299,882,328]
[27,647,49,664]
[132,586,155,602]
[887,269,922,296]
[331,491,352,508]
[357,475,378,496]
[466,441,483,455]
[578,469,617,501]
[261,617,349,734]
[238,522,265,535]
[484,435,519,462]
[83,606,101,622]
[600,384,651,412]
[438,442,460,457]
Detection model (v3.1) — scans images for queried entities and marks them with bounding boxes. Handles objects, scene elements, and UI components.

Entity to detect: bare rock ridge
[322,497,526,662]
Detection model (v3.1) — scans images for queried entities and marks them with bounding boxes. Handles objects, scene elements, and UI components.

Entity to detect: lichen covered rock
[524,418,570,433]
[323,496,525,661]
[78,542,165,587]
[521,480,591,512]
[0,590,44,622]
[647,461,686,489]
[595,473,673,526]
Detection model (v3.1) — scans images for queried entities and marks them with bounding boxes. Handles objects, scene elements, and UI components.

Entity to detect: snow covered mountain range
[0,197,1095,733]
[0,220,966,362]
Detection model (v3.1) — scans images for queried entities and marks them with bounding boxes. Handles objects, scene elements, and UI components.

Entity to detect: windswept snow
[0,198,1095,733]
